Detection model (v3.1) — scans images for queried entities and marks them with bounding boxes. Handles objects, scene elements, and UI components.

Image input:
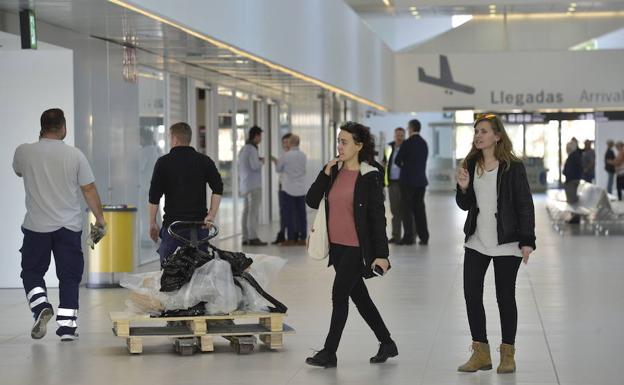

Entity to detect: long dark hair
[340,121,375,163]
[463,113,519,175]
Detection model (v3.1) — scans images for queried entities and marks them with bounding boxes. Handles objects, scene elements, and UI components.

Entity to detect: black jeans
[324,244,392,353]
[463,248,522,345]
[400,184,429,243]
[617,175,624,201]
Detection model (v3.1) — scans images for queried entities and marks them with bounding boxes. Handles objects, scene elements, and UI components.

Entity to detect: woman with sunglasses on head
[455,114,536,374]
[304,121,397,368]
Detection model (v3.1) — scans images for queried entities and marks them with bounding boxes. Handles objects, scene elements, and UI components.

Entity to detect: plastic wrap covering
[160,245,253,292]
[200,258,241,315]
[121,254,286,315]
[235,254,287,312]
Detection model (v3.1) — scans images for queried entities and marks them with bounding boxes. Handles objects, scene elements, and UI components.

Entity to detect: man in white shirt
[274,134,308,245]
[13,108,106,341]
[238,126,267,246]
[271,133,293,244]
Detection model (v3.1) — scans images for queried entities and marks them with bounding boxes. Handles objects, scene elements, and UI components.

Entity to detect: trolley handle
[167,220,219,246]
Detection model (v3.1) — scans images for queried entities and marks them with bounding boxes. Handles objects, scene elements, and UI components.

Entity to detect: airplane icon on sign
[418,55,475,95]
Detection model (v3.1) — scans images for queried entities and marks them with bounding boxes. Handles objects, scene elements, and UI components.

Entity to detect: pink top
[328,169,359,247]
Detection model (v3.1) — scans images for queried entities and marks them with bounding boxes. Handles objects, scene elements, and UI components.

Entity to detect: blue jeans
[283,193,307,241]
[158,225,211,265]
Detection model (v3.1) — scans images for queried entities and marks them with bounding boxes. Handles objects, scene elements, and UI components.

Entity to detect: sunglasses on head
[475,113,497,120]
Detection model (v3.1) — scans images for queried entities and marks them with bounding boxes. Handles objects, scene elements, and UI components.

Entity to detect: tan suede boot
[497,343,516,373]
[457,342,492,372]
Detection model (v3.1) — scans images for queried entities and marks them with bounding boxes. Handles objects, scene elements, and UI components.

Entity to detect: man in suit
[383,127,406,243]
[394,119,429,245]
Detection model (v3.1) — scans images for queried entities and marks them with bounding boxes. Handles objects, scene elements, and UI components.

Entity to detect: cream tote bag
[307,198,329,260]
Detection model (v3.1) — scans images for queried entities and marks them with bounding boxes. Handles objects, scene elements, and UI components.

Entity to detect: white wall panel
[0,41,73,288]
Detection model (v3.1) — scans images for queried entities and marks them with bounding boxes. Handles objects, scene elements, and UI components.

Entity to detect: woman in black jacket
[304,122,397,368]
[455,114,535,374]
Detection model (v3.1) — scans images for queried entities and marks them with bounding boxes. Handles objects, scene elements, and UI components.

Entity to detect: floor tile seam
[416,261,463,385]
[526,268,562,385]
[284,364,304,385]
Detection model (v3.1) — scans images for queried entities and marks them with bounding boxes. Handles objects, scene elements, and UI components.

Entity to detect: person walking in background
[563,140,584,223]
[271,133,292,244]
[604,140,616,195]
[239,125,267,246]
[305,122,397,368]
[613,141,624,201]
[148,122,223,264]
[383,127,406,244]
[273,134,308,246]
[581,139,595,183]
[455,113,535,374]
[395,119,429,245]
[13,108,106,341]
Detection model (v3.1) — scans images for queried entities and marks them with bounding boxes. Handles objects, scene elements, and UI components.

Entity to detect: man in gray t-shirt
[12,108,106,341]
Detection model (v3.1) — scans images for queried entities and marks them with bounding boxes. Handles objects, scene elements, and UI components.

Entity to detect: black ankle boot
[370,340,398,363]
[305,349,337,368]
[272,231,285,245]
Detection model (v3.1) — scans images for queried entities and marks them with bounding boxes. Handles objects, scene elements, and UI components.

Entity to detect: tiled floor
[1,193,622,385]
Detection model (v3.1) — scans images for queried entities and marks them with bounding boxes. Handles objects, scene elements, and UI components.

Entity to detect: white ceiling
[345,0,624,52]
[0,0,321,102]
[347,0,624,15]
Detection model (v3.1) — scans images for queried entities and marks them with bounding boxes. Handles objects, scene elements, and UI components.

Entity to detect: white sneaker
[60,333,79,342]
[31,307,54,339]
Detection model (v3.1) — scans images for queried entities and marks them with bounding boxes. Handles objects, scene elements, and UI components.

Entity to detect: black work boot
[305,349,337,368]
[272,231,285,245]
[370,340,398,363]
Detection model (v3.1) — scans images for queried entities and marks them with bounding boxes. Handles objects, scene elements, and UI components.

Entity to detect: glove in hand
[87,223,107,249]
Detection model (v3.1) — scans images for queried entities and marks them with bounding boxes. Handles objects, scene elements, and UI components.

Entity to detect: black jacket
[455,159,536,250]
[394,134,428,188]
[563,149,583,182]
[306,162,389,279]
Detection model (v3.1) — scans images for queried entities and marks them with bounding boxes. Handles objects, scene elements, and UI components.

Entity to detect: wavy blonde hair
[462,113,520,175]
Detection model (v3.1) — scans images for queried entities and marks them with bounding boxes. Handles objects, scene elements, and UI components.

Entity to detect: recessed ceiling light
[568,7,576,12]
[570,2,577,7]
[409,6,417,11]
[411,11,419,15]
[489,4,496,9]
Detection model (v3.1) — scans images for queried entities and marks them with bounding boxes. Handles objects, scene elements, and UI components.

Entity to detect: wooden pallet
[109,311,294,354]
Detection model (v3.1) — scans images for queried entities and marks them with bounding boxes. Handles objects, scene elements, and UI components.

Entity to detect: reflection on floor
[1,193,621,385]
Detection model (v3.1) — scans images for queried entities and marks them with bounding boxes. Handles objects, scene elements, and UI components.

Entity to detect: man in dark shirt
[394,119,430,245]
[605,139,616,194]
[148,122,224,264]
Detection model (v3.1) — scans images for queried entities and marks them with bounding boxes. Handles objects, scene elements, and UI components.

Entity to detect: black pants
[463,248,521,345]
[324,244,391,353]
[400,184,429,243]
[20,227,83,336]
[617,175,624,201]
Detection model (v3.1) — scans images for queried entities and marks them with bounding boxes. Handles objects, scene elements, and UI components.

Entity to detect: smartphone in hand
[372,265,385,277]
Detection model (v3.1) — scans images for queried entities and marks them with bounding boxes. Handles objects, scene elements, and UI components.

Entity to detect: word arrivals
[490,90,563,107]
[580,89,624,104]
